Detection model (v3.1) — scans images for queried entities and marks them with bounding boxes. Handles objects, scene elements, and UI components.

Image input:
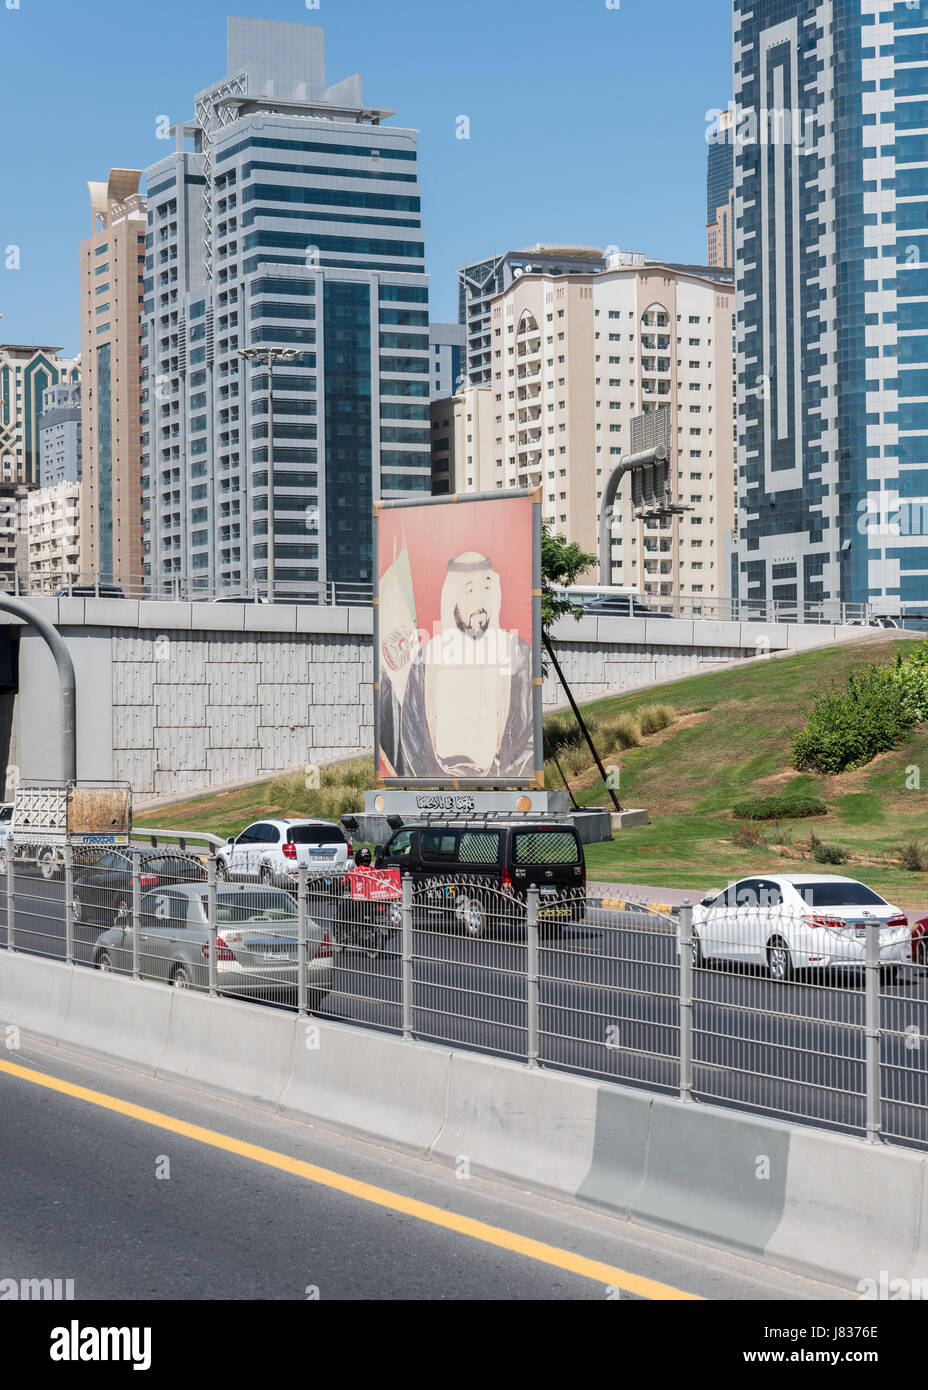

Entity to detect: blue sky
[0,0,732,355]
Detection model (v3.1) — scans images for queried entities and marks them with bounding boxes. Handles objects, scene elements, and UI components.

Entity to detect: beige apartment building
[431,252,735,600]
[27,482,81,589]
[79,170,147,583]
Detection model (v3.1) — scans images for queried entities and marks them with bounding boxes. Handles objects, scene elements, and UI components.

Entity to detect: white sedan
[689,874,911,982]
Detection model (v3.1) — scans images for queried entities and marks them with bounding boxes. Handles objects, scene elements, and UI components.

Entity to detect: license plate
[540,887,557,896]
[262,952,291,962]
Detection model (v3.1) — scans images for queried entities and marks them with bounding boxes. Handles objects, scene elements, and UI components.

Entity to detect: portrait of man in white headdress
[396,551,533,779]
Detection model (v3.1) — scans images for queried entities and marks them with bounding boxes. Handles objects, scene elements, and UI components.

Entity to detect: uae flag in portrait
[377,535,420,776]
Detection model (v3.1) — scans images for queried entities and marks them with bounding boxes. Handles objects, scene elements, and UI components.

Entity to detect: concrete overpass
[0,596,894,800]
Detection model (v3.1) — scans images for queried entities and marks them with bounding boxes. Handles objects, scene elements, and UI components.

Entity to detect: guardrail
[4,574,905,627]
[2,849,925,1152]
[131,828,226,853]
[3,571,374,608]
[558,586,878,627]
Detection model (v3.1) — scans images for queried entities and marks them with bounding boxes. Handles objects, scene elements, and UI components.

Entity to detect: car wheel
[170,963,193,990]
[691,929,704,969]
[39,848,59,881]
[259,865,273,886]
[766,936,794,982]
[456,894,485,939]
[95,949,113,973]
[388,899,403,930]
[72,896,82,924]
[216,860,229,882]
[0,848,7,875]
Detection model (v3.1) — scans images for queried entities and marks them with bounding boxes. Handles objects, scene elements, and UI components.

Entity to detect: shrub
[792,663,916,774]
[887,642,928,722]
[637,703,676,737]
[731,795,827,821]
[599,713,642,752]
[542,716,596,762]
[900,839,928,872]
[809,833,848,865]
[267,758,372,819]
[732,823,768,850]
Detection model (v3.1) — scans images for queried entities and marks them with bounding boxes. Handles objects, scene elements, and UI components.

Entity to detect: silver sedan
[92,882,333,1009]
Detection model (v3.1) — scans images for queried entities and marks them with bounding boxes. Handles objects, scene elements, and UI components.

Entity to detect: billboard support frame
[373,488,544,792]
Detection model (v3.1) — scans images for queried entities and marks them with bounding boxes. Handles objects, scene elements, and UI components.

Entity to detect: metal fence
[6,571,374,608]
[2,844,926,1151]
[7,572,904,628]
[558,586,878,627]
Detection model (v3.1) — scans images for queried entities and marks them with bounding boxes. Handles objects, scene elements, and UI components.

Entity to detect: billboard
[374,492,543,788]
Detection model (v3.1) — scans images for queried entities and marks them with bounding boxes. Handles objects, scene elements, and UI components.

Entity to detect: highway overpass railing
[0,571,894,626]
[2,847,925,1152]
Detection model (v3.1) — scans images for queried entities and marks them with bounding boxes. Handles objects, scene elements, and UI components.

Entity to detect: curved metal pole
[598,446,669,585]
[0,595,76,782]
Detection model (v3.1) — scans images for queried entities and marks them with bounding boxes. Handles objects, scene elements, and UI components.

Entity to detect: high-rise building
[80,171,147,585]
[0,346,79,487]
[732,0,928,615]
[707,108,735,269]
[27,482,81,589]
[458,245,607,387]
[429,385,494,494]
[141,17,429,595]
[429,321,465,400]
[439,252,736,597]
[39,382,83,487]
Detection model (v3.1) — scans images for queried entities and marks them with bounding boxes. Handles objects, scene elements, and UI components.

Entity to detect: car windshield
[288,826,345,845]
[796,881,887,908]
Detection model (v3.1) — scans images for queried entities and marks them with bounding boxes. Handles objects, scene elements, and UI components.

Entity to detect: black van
[373,820,586,937]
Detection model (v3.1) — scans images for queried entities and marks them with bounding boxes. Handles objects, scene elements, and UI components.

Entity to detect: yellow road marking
[0,1056,700,1301]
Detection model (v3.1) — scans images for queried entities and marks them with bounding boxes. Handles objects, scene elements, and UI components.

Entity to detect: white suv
[216,819,353,887]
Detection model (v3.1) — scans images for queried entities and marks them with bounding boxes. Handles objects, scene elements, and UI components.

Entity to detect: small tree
[540,519,597,640]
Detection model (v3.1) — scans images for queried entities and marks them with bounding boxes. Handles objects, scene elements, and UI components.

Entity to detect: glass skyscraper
[140,17,430,594]
[731,0,928,616]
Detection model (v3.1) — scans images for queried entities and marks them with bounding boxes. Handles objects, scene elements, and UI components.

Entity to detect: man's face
[454,571,494,637]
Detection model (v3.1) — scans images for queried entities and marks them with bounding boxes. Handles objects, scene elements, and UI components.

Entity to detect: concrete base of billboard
[610,810,650,830]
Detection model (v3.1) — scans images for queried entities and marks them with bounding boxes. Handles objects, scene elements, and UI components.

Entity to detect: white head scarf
[423,552,514,774]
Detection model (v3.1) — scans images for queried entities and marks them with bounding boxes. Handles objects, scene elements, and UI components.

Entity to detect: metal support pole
[63,842,74,966]
[543,634,621,812]
[0,596,77,782]
[526,886,540,1069]
[297,864,308,1018]
[864,921,882,1144]
[678,903,694,1103]
[207,854,218,998]
[401,873,413,1040]
[131,844,142,980]
[6,835,14,952]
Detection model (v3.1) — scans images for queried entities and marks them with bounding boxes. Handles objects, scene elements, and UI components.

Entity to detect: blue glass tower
[140,18,430,594]
[732,0,928,616]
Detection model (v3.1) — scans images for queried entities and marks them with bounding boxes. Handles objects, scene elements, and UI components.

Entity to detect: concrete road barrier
[2,952,927,1292]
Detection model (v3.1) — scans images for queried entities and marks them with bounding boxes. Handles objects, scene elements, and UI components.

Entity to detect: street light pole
[238,345,300,601]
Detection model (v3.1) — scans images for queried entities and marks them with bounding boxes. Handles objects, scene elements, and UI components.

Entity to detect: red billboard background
[377,496,533,644]
[376,495,537,783]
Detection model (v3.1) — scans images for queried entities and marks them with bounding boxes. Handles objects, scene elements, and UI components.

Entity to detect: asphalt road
[3,867,927,1149]
[0,1035,851,1301]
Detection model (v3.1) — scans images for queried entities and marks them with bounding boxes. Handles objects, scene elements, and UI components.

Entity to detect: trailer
[11,781,132,880]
